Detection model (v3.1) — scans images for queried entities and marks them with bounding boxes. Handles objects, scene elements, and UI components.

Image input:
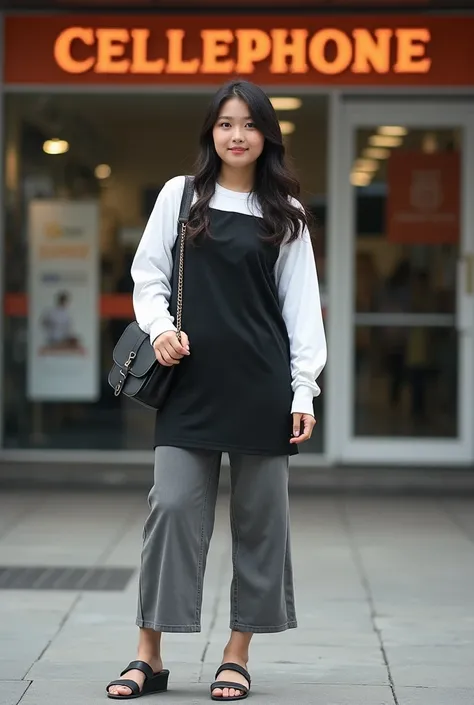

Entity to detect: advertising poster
[27,200,100,401]
[386,151,460,245]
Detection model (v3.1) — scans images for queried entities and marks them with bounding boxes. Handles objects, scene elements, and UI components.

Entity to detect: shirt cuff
[149,317,177,345]
[291,386,316,416]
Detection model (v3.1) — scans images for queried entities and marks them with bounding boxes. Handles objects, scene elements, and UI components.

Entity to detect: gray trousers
[136,447,297,633]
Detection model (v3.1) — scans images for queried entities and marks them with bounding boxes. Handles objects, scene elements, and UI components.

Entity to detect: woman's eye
[219,122,231,128]
[246,122,256,129]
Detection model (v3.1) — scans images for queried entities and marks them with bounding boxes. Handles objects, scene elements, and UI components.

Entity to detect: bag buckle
[124,351,136,368]
[114,351,136,396]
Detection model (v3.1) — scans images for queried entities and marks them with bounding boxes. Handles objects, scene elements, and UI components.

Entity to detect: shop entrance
[331,99,474,465]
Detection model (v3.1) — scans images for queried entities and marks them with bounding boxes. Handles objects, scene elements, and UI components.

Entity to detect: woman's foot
[211,655,249,699]
[107,655,163,697]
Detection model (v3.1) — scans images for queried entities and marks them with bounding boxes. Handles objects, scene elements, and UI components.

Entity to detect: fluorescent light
[43,138,69,155]
[378,126,408,137]
[279,121,295,136]
[95,164,112,179]
[363,147,391,160]
[369,134,403,148]
[351,171,371,187]
[270,97,302,111]
[354,158,378,173]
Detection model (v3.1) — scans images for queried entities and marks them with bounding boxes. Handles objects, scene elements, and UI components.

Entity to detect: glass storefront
[2,91,328,452]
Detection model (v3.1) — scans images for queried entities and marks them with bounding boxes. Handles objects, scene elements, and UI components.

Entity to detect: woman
[106,80,326,701]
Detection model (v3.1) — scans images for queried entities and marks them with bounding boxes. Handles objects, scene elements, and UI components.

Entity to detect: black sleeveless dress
[154,207,298,457]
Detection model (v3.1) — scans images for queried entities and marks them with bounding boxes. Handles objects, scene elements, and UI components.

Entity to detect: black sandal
[106,660,169,699]
[210,662,251,701]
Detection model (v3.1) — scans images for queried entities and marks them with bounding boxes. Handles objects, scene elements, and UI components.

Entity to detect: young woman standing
[106,80,326,701]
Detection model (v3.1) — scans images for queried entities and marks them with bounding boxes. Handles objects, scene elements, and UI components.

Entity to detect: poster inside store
[27,199,99,401]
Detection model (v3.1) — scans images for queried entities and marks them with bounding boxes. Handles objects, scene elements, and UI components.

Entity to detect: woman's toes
[113,686,131,696]
[213,687,223,697]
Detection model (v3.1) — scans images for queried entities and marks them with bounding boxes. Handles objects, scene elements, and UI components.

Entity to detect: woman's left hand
[290,413,316,444]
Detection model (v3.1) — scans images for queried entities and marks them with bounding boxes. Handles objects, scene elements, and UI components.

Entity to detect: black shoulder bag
[108,175,194,410]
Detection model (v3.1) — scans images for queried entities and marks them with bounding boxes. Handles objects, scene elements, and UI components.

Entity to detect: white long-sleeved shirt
[131,176,327,417]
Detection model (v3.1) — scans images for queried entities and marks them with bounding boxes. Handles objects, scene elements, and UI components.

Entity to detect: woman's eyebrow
[217,115,252,120]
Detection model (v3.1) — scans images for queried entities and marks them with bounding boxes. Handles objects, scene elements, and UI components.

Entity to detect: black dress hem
[154,438,298,457]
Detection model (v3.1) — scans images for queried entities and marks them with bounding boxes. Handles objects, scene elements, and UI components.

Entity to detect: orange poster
[386,151,460,244]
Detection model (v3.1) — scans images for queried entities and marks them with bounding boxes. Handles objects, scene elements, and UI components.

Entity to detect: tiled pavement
[0,483,473,704]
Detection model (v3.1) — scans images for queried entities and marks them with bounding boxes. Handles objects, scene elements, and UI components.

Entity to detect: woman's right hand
[153,330,190,367]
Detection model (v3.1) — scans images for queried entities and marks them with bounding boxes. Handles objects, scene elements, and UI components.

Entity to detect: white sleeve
[274,224,327,417]
[131,175,185,345]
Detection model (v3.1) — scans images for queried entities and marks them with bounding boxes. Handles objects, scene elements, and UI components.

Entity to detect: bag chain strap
[175,221,186,344]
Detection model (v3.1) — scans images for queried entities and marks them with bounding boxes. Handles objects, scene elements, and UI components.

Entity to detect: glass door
[333,100,474,464]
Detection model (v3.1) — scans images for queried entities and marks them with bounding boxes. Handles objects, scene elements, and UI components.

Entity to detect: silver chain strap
[175,221,186,344]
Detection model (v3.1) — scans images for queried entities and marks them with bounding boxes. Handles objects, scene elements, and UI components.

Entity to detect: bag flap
[112,322,156,377]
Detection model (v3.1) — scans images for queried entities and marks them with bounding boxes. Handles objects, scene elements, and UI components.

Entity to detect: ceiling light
[279,121,295,136]
[363,147,391,160]
[270,97,302,111]
[43,138,69,155]
[354,158,378,173]
[95,164,112,179]
[351,171,372,187]
[378,126,408,137]
[369,134,403,148]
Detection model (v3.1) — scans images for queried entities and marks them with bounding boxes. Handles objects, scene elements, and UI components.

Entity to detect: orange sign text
[53,26,432,77]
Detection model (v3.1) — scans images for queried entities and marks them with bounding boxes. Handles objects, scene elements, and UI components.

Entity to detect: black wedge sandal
[106,660,169,700]
[210,662,251,701]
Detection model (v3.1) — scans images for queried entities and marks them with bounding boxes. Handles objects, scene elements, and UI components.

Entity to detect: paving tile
[201,661,389,686]
[209,629,379,647]
[375,616,474,646]
[41,624,207,663]
[18,680,205,705]
[25,660,202,683]
[0,660,33,680]
[0,592,78,614]
[0,680,31,705]
[396,686,474,704]
[390,663,474,688]
[0,636,53,663]
[385,645,474,667]
[204,643,385,667]
[245,683,395,704]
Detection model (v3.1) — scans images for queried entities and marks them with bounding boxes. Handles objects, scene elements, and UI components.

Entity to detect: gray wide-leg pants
[136,447,297,633]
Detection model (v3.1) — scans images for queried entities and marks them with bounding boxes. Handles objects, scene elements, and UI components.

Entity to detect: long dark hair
[187,80,310,245]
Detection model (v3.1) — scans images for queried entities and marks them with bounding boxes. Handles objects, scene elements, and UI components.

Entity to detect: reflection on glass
[355,326,457,438]
[352,127,460,439]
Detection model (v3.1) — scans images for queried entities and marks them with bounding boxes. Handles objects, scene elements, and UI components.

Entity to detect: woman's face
[212,97,265,171]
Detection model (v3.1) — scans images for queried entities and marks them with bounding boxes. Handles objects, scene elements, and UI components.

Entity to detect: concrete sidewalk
[1,486,473,705]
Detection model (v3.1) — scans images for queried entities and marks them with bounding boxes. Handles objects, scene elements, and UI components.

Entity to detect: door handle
[457,255,474,334]
[464,253,474,295]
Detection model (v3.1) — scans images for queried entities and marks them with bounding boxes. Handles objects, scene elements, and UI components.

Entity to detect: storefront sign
[386,151,460,244]
[4,15,474,86]
[51,26,432,77]
[27,200,100,401]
